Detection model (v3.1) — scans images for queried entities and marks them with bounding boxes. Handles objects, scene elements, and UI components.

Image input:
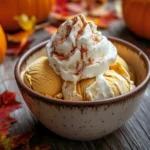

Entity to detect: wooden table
[0,19,150,150]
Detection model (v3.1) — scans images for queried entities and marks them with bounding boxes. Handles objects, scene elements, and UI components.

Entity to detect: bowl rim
[15,36,150,106]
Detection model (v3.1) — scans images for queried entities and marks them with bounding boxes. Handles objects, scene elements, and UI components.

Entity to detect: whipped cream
[46,15,117,82]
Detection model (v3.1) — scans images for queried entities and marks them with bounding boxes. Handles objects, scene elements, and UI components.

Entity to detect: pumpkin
[0,25,7,64]
[123,0,150,39]
[0,0,55,32]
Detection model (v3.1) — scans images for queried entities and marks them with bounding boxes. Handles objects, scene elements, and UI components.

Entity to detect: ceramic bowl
[15,37,150,141]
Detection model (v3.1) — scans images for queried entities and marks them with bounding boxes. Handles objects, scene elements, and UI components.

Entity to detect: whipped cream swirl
[47,15,117,82]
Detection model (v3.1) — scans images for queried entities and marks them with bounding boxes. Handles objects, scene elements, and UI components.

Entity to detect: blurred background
[0,0,150,62]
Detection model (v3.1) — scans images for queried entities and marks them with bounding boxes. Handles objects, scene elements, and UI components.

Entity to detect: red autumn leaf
[0,90,17,106]
[0,116,16,136]
[0,90,22,137]
[10,132,34,149]
[7,36,29,56]
[45,26,57,35]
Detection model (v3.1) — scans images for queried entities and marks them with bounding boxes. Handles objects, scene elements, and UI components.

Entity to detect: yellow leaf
[14,14,37,31]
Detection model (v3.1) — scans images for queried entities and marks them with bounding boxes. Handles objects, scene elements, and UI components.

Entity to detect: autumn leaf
[45,26,57,35]
[6,29,33,55]
[0,90,22,137]
[14,14,37,31]
[5,13,35,56]
[7,30,33,43]
[10,132,34,149]
[7,36,29,56]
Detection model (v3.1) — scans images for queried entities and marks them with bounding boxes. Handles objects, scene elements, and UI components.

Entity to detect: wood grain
[0,9,150,150]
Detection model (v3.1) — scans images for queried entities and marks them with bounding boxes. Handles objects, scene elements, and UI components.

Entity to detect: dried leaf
[45,26,57,35]
[10,132,34,149]
[14,14,37,31]
[7,36,29,56]
[7,30,33,43]
[0,90,22,137]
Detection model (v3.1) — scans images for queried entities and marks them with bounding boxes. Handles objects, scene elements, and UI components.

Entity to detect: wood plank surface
[0,13,150,150]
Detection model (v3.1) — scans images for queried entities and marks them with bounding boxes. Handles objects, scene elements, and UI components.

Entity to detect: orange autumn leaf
[7,36,29,56]
[45,26,57,35]
[7,30,33,43]
[0,25,7,64]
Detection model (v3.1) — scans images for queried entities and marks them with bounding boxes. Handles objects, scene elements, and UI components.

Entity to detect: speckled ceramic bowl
[15,37,150,141]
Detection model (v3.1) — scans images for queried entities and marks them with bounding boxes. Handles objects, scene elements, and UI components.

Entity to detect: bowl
[15,37,150,141]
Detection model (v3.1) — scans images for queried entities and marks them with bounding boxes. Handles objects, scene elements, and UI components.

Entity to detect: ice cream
[46,15,117,82]
[23,57,63,99]
[62,56,135,101]
[46,14,135,101]
[24,14,135,101]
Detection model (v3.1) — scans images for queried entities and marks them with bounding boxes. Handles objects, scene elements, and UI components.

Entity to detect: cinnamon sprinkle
[51,47,77,61]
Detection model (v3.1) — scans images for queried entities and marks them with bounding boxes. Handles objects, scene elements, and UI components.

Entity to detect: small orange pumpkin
[0,25,7,64]
[123,0,150,39]
[0,0,55,32]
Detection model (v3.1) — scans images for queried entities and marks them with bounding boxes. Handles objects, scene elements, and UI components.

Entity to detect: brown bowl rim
[15,36,150,106]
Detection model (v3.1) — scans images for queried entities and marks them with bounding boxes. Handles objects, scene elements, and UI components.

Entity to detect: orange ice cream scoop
[63,56,135,101]
[24,57,63,99]
[110,55,135,82]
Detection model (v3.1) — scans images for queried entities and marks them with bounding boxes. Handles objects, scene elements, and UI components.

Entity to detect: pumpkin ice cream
[24,14,135,101]
[23,57,63,99]
[62,56,135,101]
